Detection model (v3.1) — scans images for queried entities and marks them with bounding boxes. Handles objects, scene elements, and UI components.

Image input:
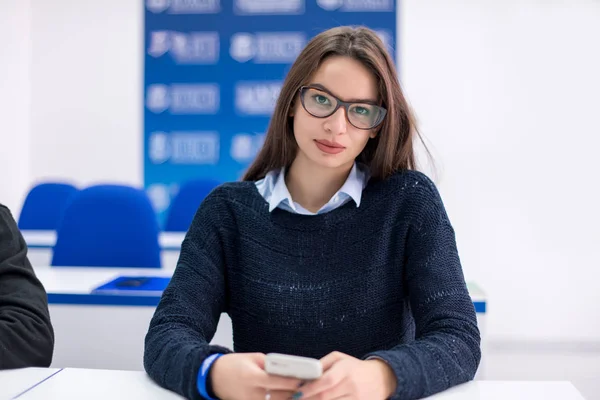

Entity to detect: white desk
[35,266,486,374]
[15,368,184,399]
[5,369,587,400]
[0,367,61,400]
[23,230,185,269]
[35,267,233,371]
[423,381,586,399]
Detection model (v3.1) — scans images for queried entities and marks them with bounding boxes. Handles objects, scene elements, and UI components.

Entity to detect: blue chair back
[18,182,78,230]
[51,184,161,268]
[164,179,220,232]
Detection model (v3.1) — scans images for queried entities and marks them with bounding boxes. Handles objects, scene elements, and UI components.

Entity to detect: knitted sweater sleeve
[364,176,481,399]
[0,205,54,369]
[144,189,232,400]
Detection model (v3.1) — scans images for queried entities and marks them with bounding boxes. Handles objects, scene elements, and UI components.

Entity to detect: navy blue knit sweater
[144,170,481,400]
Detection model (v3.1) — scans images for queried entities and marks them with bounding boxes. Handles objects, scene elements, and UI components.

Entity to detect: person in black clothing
[0,204,54,369]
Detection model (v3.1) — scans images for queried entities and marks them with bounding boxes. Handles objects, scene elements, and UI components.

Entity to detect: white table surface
[424,381,586,399]
[22,230,185,250]
[0,368,61,400]
[15,368,184,400]
[34,267,174,294]
[159,232,186,249]
[21,230,57,247]
[4,368,586,400]
[24,230,184,269]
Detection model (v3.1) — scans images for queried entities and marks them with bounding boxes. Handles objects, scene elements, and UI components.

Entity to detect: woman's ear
[289,102,296,117]
[369,129,379,139]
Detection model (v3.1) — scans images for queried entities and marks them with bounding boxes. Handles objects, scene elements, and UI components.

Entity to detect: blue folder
[91,276,171,296]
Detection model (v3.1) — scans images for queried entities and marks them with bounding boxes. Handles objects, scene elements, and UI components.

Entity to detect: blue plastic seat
[164,179,220,232]
[51,184,161,268]
[18,182,78,230]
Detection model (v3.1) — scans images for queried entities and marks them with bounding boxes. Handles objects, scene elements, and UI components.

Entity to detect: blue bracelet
[197,353,224,400]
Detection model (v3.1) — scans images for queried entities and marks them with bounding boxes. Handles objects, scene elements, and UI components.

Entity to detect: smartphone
[265,353,322,380]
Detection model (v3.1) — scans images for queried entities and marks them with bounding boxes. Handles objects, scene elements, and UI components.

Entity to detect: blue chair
[164,179,220,232]
[51,184,161,268]
[18,182,78,230]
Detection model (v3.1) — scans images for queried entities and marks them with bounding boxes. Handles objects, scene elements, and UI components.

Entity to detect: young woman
[144,26,481,400]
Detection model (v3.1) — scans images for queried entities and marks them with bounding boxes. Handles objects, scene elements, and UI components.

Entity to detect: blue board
[144,0,398,225]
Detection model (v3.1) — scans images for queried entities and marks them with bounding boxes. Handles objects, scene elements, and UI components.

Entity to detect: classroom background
[1,0,599,399]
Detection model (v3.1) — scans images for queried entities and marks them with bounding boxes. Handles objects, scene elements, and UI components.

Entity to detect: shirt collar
[268,168,297,212]
[268,163,367,212]
[337,162,366,207]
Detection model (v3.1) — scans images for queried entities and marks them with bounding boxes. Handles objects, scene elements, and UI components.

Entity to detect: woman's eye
[314,95,329,104]
[353,106,370,115]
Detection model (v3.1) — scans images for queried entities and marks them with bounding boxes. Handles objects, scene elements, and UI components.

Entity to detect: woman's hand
[298,351,397,400]
[210,352,303,400]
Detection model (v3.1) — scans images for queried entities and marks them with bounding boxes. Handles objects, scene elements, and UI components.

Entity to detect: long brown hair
[242,26,427,182]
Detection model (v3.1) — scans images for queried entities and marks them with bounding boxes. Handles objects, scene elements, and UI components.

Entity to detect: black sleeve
[363,177,481,399]
[0,204,54,369]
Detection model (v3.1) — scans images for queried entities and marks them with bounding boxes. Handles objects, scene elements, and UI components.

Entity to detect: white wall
[4,0,600,342]
[29,0,142,188]
[0,0,31,215]
[401,0,600,342]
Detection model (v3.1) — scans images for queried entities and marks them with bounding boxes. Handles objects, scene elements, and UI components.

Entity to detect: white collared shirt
[255,163,369,215]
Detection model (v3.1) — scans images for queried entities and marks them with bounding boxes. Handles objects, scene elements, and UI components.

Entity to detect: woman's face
[291,56,380,172]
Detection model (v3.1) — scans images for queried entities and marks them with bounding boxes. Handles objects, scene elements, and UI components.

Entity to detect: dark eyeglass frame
[298,85,387,130]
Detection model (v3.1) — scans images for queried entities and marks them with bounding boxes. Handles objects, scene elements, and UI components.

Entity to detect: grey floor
[483,343,600,400]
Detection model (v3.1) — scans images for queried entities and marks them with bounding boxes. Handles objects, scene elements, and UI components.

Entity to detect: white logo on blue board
[235,82,282,115]
[172,0,220,13]
[234,0,304,15]
[230,33,256,63]
[147,0,221,14]
[149,31,219,64]
[255,32,305,63]
[147,184,171,213]
[170,84,220,114]
[318,0,393,12]
[231,133,265,162]
[317,0,343,10]
[149,132,171,164]
[146,0,170,13]
[171,132,220,164]
[171,32,219,63]
[147,84,219,114]
[146,84,170,113]
[148,31,171,57]
[230,32,305,63]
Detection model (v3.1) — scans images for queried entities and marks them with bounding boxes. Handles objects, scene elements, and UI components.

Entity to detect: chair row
[17,180,220,268]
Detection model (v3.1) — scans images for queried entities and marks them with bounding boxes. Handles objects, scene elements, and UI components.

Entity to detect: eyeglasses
[298,85,387,130]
